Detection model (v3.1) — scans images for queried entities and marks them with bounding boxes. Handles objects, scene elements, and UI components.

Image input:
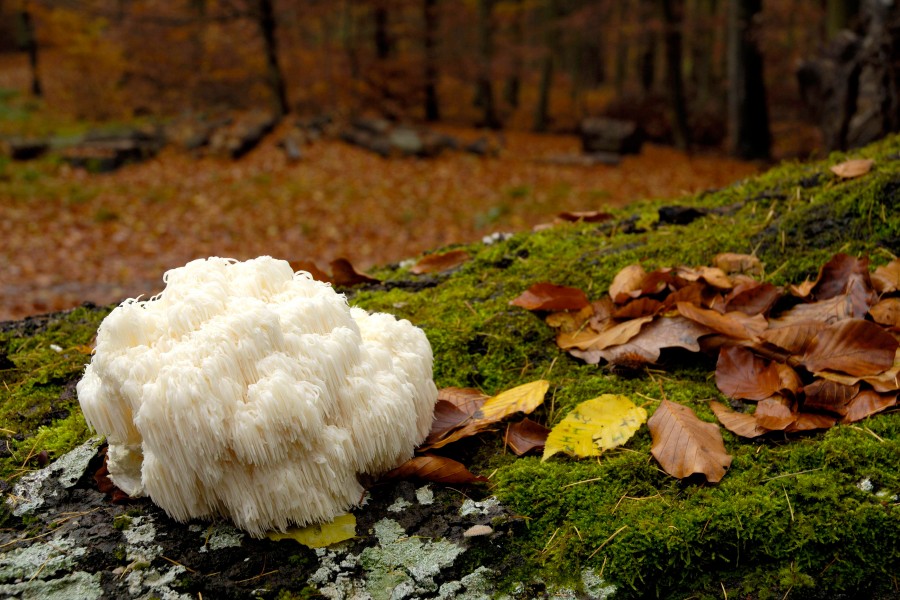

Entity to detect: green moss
[351,135,900,597]
[2,134,900,597]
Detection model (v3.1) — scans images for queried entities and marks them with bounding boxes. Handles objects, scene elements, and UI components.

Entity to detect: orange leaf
[648,400,732,483]
[329,258,380,286]
[504,418,550,456]
[714,253,763,277]
[872,259,900,293]
[840,390,898,423]
[715,346,799,401]
[725,282,781,316]
[572,316,712,366]
[802,379,859,415]
[510,282,590,311]
[382,455,488,484]
[869,298,900,327]
[754,396,796,430]
[759,320,828,355]
[676,301,767,340]
[829,158,874,178]
[784,412,837,432]
[613,298,664,319]
[801,319,898,376]
[410,249,471,274]
[710,400,769,439]
[557,316,653,351]
[609,264,647,303]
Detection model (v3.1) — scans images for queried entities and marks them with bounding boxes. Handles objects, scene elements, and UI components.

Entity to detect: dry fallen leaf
[869,297,900,327]
[574,316,713,366]
[383,455,488,484]
[801,318,899,377]
[609,264,647,303]
[714,253,763,277]
[710,400,769,438]
[802,379,859,415]
[422,380,549,449]
[715,346,799,401]
[543,394,647,461]
[289,259,331,283]
[648,399,732,483]
[410,249,471,274]
[840,390,898,423]
[556,210,614,222]
[504,418,550,456]
[510,283,590,311]
[676,301,767,340]
[754,396,796,430]
[725,282,781,316]
[557,316,653,351]
[266,513,356,548]
[829,158,874,178]
[872,259,900,293]
[329,258,380,286]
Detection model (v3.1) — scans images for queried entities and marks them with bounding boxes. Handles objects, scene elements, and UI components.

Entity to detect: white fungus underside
[77,256,438,537]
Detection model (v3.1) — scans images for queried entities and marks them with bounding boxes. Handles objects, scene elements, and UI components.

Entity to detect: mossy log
[1,136,899,599]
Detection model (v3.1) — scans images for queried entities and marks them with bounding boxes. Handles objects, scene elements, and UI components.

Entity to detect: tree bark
[533,0,561,132]
[423,0,440,121]
[662,0,691,149]
[727,0,770,159]
[502,0,523,108]
[21,4,42,97]
[257,0,289,116]
[827,0,861,38]
[475,0,500,128]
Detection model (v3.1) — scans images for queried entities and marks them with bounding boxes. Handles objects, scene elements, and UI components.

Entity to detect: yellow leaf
[477,380,550,422]
[542,394,647,461]
[266,513,356,548]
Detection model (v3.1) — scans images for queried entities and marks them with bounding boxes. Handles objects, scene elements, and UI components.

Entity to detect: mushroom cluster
[77,256,438,537]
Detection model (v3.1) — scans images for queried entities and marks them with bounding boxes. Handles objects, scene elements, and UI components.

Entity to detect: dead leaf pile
[512,252,900,441]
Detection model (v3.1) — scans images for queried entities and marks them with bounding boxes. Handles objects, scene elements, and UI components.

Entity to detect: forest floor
[0,127,760,322]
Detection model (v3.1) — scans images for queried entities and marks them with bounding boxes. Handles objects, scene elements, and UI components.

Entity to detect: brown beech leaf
[410,250,471,274]
[872,259,900,293]
[869,298,900,327]
[557,316,653,351]
[710,400,769,438]
[790,279,816,298]
[556,210,614,222]
[784,413,838,432]
[767,294,859,327]
[575,316,713,366]
[662,282,719,310]
[715,346,799,401]
[613,297,664,319]
[802,379,859,415]
[648,400,732,483]
[609,264,647,303]
[510,282,590,311]
[546,304,594,333]
[840,390,898,423]
[829,158,874,178]
[330,258,380,286]
[725,282,781,316]
[504,418,550,456]
[437,387,489,416]
[426,401,475,444]
[754,396,796,430]
[714,253,764,276]
[696,266,733,289]
[289,260,331,283]
[676,302,767,340]
[383,455,488,484]
[810,254,875,310]
[758,320,828,355]
[422,381,549,449]
[801,318,899,377]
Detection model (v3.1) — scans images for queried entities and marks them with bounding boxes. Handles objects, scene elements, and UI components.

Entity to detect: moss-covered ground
[2,136,899,598]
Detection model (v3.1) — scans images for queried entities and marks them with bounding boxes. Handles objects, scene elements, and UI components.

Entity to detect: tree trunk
[21,4,42,97]
[502,0,523,108]
[691,0,718,102]
[638,0,658,93]
[423,0,440,121]
[374,5,392,59]
[727,0,770,159]
[662,0,690,150]
[475,0,500,128]
[613,1,630,94]
[826,0,861,37]
[257,0,289,116]
[533,0,561,132]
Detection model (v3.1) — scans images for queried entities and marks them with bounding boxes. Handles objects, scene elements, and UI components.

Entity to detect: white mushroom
[77,256,438,537]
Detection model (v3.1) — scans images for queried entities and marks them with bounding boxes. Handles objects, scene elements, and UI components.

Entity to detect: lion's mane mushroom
[77,256,438,537]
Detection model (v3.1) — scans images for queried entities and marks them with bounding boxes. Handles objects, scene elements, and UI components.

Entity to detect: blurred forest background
[1,0,899,320]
